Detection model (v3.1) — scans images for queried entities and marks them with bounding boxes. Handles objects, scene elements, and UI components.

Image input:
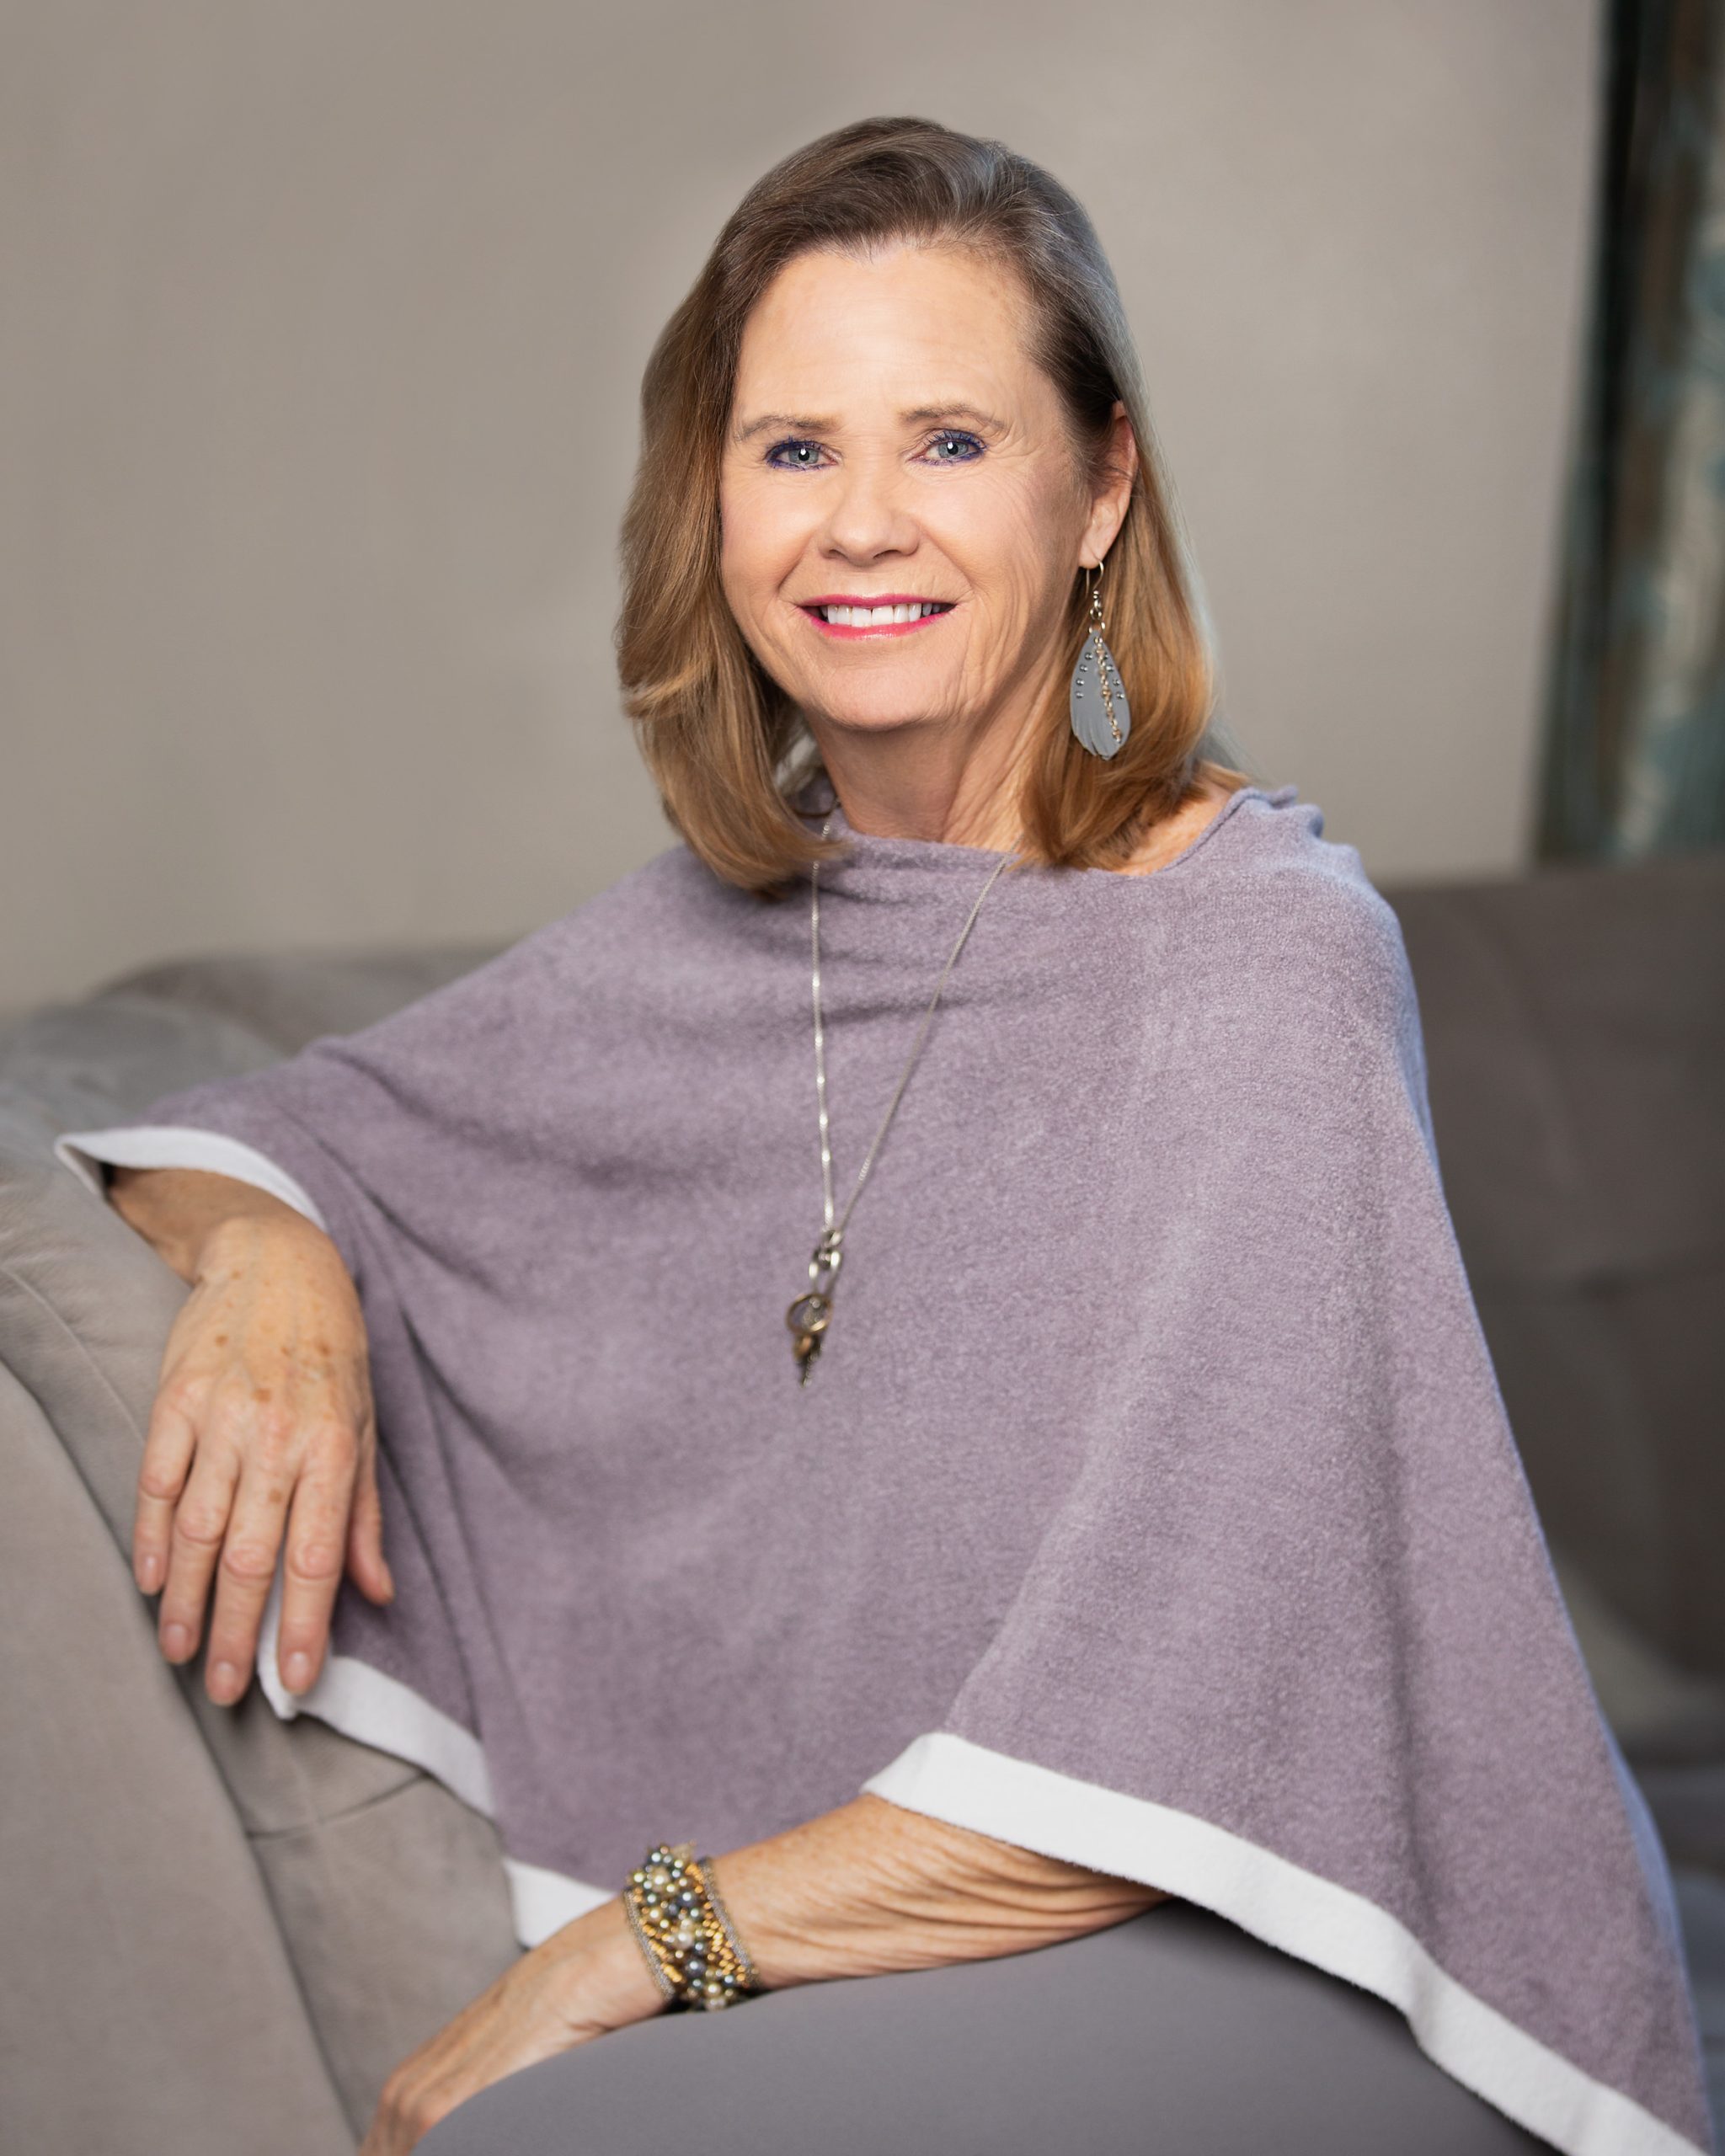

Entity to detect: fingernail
[162,1623,190,1660]
[209,1659,241,1702]
[137,1554,162,1593]
[284,1652,312,1690]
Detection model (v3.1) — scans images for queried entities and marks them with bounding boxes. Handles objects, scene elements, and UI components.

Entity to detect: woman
[58,120,1711,2155]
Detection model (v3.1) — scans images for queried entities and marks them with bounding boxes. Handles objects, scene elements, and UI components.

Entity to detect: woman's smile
[797,595,956,638]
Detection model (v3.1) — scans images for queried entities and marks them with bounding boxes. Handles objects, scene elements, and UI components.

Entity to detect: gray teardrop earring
[1068,562,1131,759]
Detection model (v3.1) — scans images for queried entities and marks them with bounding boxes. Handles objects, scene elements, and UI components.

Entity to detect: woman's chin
[801,678,973,737]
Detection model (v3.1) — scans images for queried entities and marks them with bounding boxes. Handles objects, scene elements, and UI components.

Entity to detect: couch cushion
[0,980,518,2130]
[0,943,501,1133]
[0,1353,357,2156]
[1386,852,1725,1694]
[91,946,502,1058]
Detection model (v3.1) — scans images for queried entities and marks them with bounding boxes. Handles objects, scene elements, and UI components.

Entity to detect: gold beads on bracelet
[623,1842,759,2011]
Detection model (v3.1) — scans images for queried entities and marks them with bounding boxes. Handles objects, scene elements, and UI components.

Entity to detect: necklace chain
[786,808,1017,1385]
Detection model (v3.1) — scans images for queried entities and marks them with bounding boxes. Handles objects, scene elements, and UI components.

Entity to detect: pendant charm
[785,1291,830,1382]
[1068,628,1131,758]
[787,1228,842,1384]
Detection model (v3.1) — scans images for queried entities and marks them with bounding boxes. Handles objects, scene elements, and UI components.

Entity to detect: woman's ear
[1078,402,1139,569]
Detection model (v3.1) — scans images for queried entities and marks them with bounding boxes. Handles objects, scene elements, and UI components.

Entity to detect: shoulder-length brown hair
[617,116,1246,894]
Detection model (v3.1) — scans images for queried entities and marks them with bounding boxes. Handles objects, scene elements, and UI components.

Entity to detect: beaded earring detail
[1068,560,1131,758]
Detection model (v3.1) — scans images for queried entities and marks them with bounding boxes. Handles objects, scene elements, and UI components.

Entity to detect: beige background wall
[2,0,1599,1012]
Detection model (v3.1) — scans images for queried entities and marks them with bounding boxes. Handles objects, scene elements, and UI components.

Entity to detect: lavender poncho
[59,784,1712,2155]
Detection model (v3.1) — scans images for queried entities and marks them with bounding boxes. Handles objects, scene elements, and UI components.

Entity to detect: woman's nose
[818,456,920,562]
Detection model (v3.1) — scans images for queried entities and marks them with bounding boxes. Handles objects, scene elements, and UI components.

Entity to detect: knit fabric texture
[77,783,1714,2153]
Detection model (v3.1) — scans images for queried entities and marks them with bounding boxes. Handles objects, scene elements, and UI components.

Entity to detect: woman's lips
[798,597,956,640]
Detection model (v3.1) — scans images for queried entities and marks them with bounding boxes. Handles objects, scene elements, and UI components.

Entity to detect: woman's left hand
[360,1898,665,2153]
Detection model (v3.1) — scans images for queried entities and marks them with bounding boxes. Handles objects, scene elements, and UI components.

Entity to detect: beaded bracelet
[623,1842,760,2011]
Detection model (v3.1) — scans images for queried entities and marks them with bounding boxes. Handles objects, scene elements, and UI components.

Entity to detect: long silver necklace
[785,810,1017,1385]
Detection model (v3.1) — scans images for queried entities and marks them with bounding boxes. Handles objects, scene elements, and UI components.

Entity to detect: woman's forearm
[712,1792,1168,1987]
[545,1793,1168,2036]
[366,1790,1168,2148]
[108,1162,328,1283]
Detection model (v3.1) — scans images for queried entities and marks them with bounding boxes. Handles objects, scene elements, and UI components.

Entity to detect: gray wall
[2,0,1599,1011]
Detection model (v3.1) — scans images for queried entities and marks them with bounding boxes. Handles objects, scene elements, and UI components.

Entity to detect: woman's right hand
[110,1167,395,1705]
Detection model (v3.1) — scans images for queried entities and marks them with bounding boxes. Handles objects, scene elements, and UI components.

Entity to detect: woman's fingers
[126,1214,381,1701]
[142,1385,373,1703]
[133,1393,198,1596]
[346,1445,396,1606]
[157,1439,243,1669]
[277,1440,361,1693]
[203,1460,301,1704]
[154,1418,367,1703]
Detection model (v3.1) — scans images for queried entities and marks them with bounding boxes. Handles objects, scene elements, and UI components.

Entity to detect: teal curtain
[1541,0,1725,860]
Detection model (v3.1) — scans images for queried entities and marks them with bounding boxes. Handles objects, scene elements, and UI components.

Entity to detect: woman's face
[719,243,1132,745]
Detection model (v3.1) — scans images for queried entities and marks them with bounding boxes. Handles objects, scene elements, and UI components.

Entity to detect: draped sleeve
[864,866,1712,2156]
[54,910,621,1789]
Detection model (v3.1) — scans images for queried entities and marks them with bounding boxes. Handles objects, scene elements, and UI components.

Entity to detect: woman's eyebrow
[734,412,837,444]
[901,403,1007,433]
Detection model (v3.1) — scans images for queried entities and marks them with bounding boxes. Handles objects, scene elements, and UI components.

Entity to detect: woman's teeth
[817,602,948,625]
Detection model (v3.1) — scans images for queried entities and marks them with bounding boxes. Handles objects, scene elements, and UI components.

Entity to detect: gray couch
[3,858,1722,2150]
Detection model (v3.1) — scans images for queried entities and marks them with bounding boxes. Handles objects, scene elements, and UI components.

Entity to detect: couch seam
[245,1768,440,1843]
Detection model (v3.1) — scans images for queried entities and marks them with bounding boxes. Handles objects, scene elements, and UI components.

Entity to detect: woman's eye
[923,430,985,463]
[765,438,829,470]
